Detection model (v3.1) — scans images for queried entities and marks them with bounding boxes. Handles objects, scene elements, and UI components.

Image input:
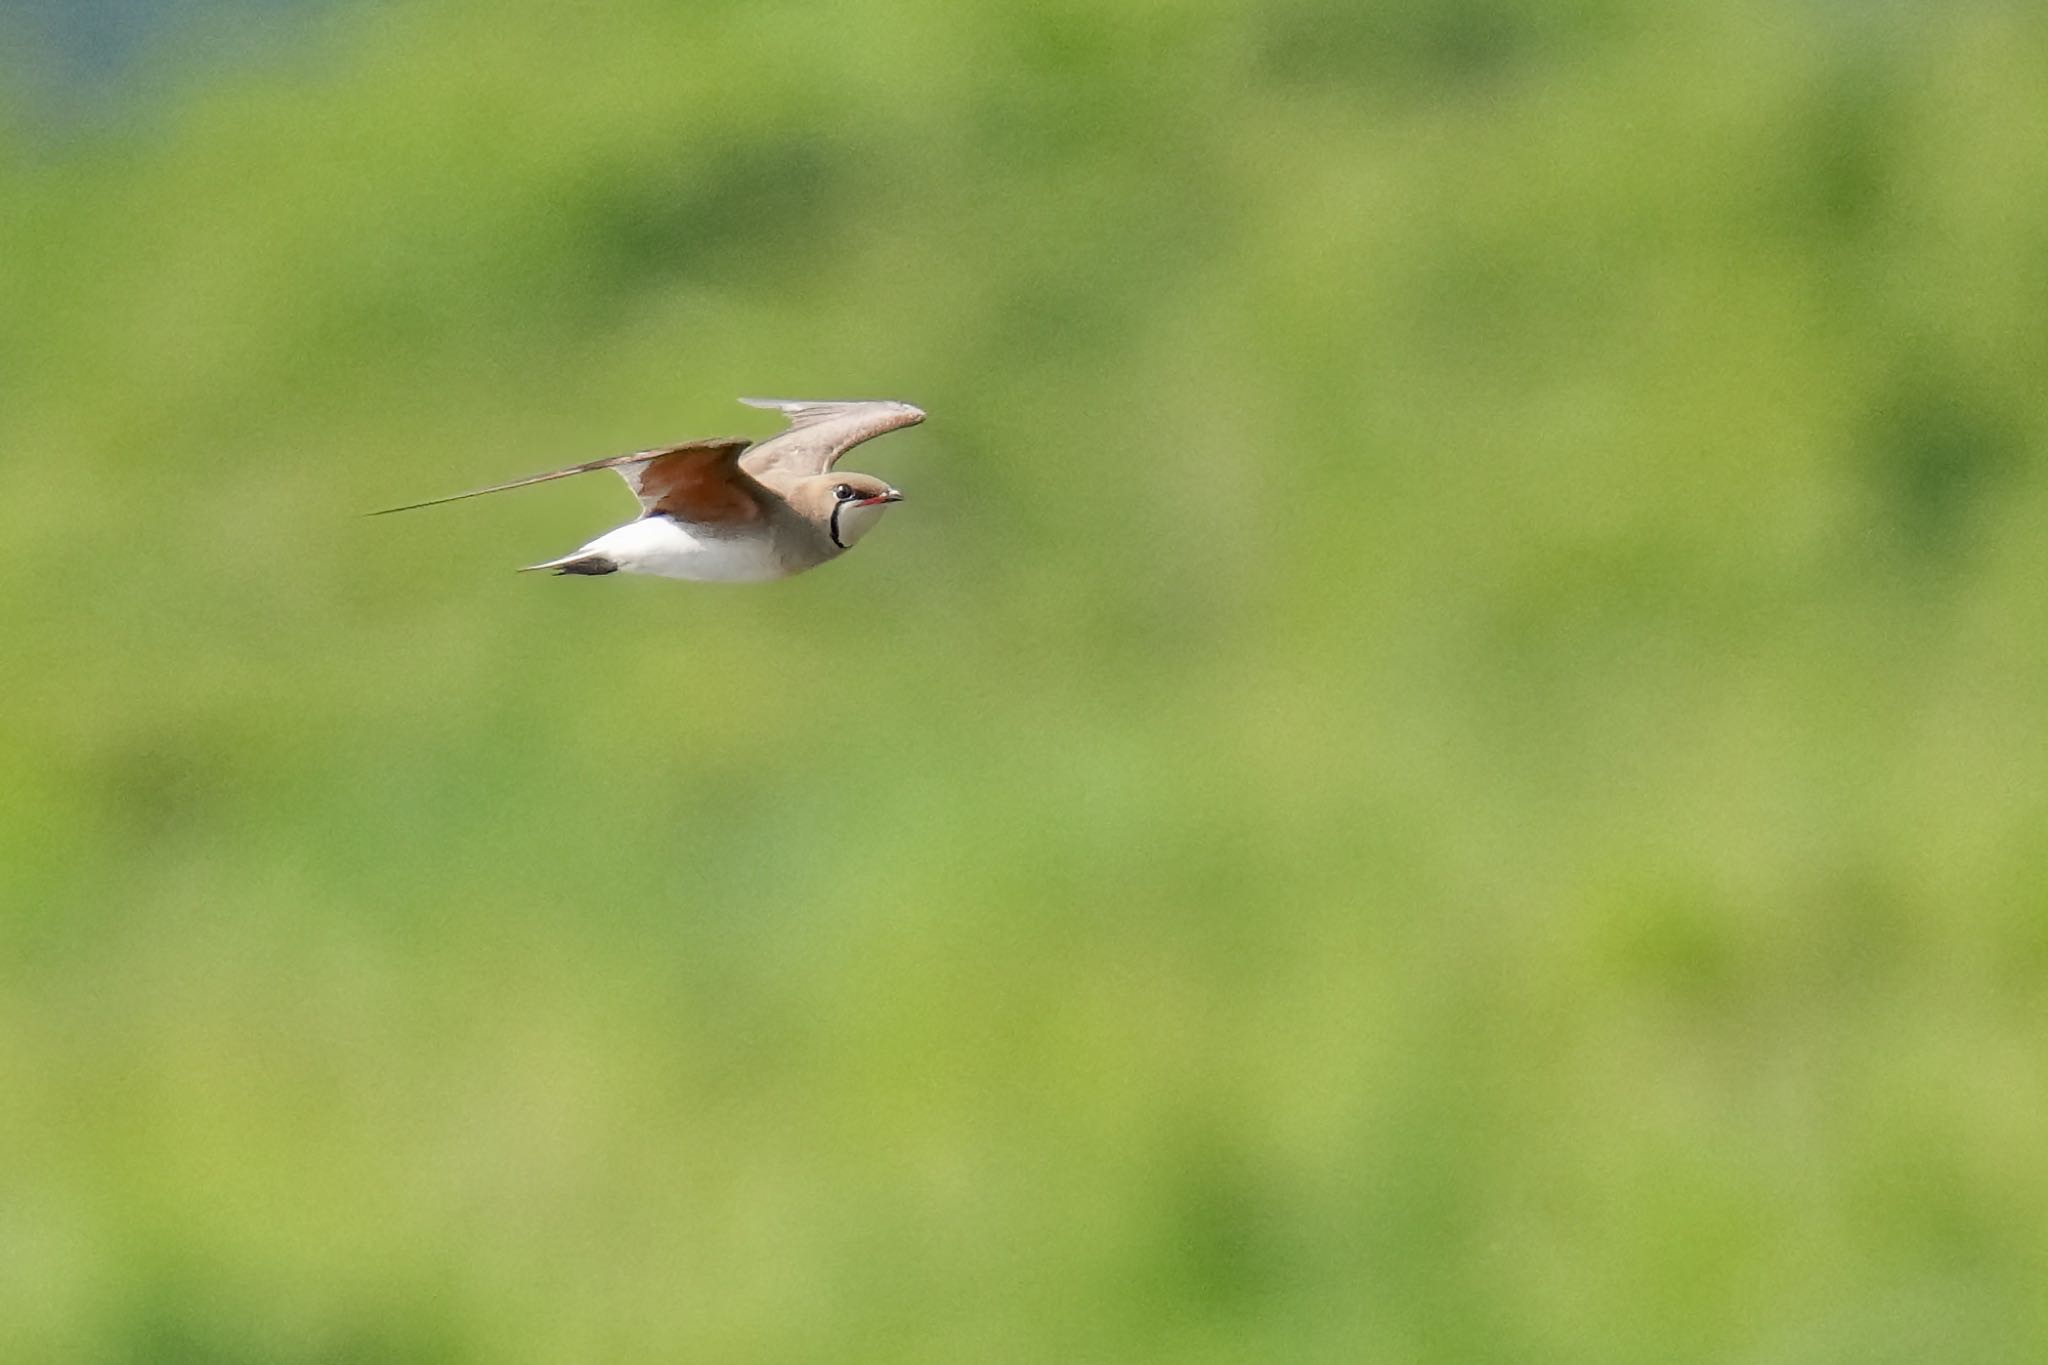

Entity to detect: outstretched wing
[735,398,925,484]
[626,438,771,524]
[371,436,769,525]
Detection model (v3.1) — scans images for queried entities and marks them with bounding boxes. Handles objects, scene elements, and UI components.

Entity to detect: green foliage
[4,0,2047,1360]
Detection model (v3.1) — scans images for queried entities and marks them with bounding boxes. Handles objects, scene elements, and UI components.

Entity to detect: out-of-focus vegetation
[3,0,2046,1360]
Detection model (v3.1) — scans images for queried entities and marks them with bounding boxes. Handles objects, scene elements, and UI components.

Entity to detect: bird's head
[797,472,905,551]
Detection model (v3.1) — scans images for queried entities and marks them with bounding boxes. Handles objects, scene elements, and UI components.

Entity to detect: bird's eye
[833,484,858,501]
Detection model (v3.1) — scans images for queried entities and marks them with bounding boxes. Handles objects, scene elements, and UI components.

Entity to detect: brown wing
[369,436,763,521]
[735,398,925,484]
[629,438,770,524]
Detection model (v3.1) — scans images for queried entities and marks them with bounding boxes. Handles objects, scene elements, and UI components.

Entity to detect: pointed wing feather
[370,436,761,521]
[736,397,924,483]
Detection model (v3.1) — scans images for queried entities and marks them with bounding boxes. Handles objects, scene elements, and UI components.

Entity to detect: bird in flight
[372,397,923,580]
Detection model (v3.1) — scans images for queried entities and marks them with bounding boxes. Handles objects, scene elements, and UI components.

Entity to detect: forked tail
[518,553,618,576]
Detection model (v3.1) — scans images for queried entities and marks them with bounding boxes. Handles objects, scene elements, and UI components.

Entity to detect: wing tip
[739,396,926,428]
[363,497,443,517]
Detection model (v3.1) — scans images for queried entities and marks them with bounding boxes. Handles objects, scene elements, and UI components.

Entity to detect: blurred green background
[4,0,2047,1360]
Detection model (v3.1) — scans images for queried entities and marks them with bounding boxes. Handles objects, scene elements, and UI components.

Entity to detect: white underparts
[572,516,790,582]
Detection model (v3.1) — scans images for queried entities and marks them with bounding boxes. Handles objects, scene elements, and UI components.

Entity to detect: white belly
[579,516,790,582]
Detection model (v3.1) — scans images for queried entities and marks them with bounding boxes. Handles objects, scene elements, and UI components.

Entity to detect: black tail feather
[519,554,620,575]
